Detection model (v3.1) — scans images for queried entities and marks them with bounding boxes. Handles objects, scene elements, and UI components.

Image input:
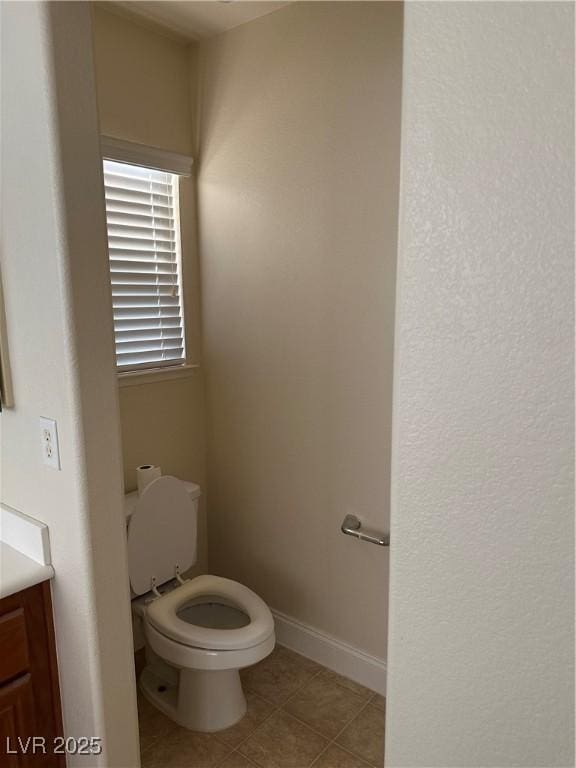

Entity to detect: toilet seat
[145,575,274,651]
[128,476,197,596]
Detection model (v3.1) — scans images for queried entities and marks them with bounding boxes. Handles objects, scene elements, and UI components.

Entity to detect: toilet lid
[127,476,197,596]
[145,575,275,650]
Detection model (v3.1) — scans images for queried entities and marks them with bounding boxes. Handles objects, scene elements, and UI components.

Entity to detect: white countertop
[0,503,54,600]
[0,541,54,600]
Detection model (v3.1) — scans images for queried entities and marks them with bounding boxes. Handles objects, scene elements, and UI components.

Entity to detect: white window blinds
[103,160,186,372]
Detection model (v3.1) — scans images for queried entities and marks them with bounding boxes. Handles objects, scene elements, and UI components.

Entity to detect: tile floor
[137,645,385,768]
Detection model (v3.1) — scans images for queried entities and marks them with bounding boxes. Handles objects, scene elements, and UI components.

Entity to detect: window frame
[100,137,195,383]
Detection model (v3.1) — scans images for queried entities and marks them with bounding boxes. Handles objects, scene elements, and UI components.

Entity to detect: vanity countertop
[0,503,54,599]
[0,541,54,599]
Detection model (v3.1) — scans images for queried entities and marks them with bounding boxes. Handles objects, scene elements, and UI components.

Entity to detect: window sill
[117,363,199,388]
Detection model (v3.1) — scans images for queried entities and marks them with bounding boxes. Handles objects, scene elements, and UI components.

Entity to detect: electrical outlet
[39,417,61,470]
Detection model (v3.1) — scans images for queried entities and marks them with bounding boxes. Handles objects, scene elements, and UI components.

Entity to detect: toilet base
[140,662,247,732]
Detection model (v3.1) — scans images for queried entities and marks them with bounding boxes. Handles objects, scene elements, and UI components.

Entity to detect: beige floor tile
[336,704,385,767]
[239,710,328,768]
[316,670,373,701]
[283,674,367,739]
[219,752,258,768]
[312,744,371,768]
[215,692,276,749]
[141,727,230,768]
[137,693,178,753]
[370,693,386,712]
[137,649,386,768]
[241,645,321,705]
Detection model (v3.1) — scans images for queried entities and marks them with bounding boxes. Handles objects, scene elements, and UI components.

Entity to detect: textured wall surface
[385,2,574,766]
[92,6,193,156]
[0,3,139,765]
[92,9,207,577]
[198,2,402,657]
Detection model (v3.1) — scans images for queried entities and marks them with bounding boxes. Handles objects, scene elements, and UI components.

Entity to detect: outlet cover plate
[39,416,61,470]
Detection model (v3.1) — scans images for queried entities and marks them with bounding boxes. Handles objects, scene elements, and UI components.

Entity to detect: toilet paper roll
[136,464,162,495]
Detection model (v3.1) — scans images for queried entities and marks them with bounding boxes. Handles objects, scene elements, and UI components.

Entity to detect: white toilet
[125,475,275,732]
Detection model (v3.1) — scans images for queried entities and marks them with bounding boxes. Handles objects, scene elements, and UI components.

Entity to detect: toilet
[125,475,275,732]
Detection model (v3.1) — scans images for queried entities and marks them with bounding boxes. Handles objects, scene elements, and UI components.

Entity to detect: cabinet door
[0,673,37,767]
[0,585,64,767]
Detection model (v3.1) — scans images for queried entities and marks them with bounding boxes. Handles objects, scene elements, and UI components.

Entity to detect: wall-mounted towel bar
[341,514,389,546]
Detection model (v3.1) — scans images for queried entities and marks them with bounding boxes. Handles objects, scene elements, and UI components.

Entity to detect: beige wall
[197,2,402,658]
[1,3,139,764]
[92,1,402,659]
[92,8,207,573]
[386,2,574,765]
[92,6,193,156]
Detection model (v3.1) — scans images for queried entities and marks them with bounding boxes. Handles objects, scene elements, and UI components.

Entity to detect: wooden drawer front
[0,674,36,767]
[0,610,29,685]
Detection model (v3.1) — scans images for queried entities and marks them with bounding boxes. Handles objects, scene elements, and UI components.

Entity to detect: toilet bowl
[126,476,275,732]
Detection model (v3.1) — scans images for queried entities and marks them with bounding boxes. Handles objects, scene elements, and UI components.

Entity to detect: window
[103,159,186,373]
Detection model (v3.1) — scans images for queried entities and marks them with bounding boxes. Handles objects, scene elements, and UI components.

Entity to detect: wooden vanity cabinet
[0,582,64,766]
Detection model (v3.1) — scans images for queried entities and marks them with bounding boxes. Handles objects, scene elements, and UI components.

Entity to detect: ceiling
[109,1,291,41]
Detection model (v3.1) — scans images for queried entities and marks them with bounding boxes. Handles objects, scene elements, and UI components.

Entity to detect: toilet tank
[125,477,202,596]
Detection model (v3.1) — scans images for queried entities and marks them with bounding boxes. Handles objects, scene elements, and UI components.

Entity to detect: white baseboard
[272,609,387,696]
